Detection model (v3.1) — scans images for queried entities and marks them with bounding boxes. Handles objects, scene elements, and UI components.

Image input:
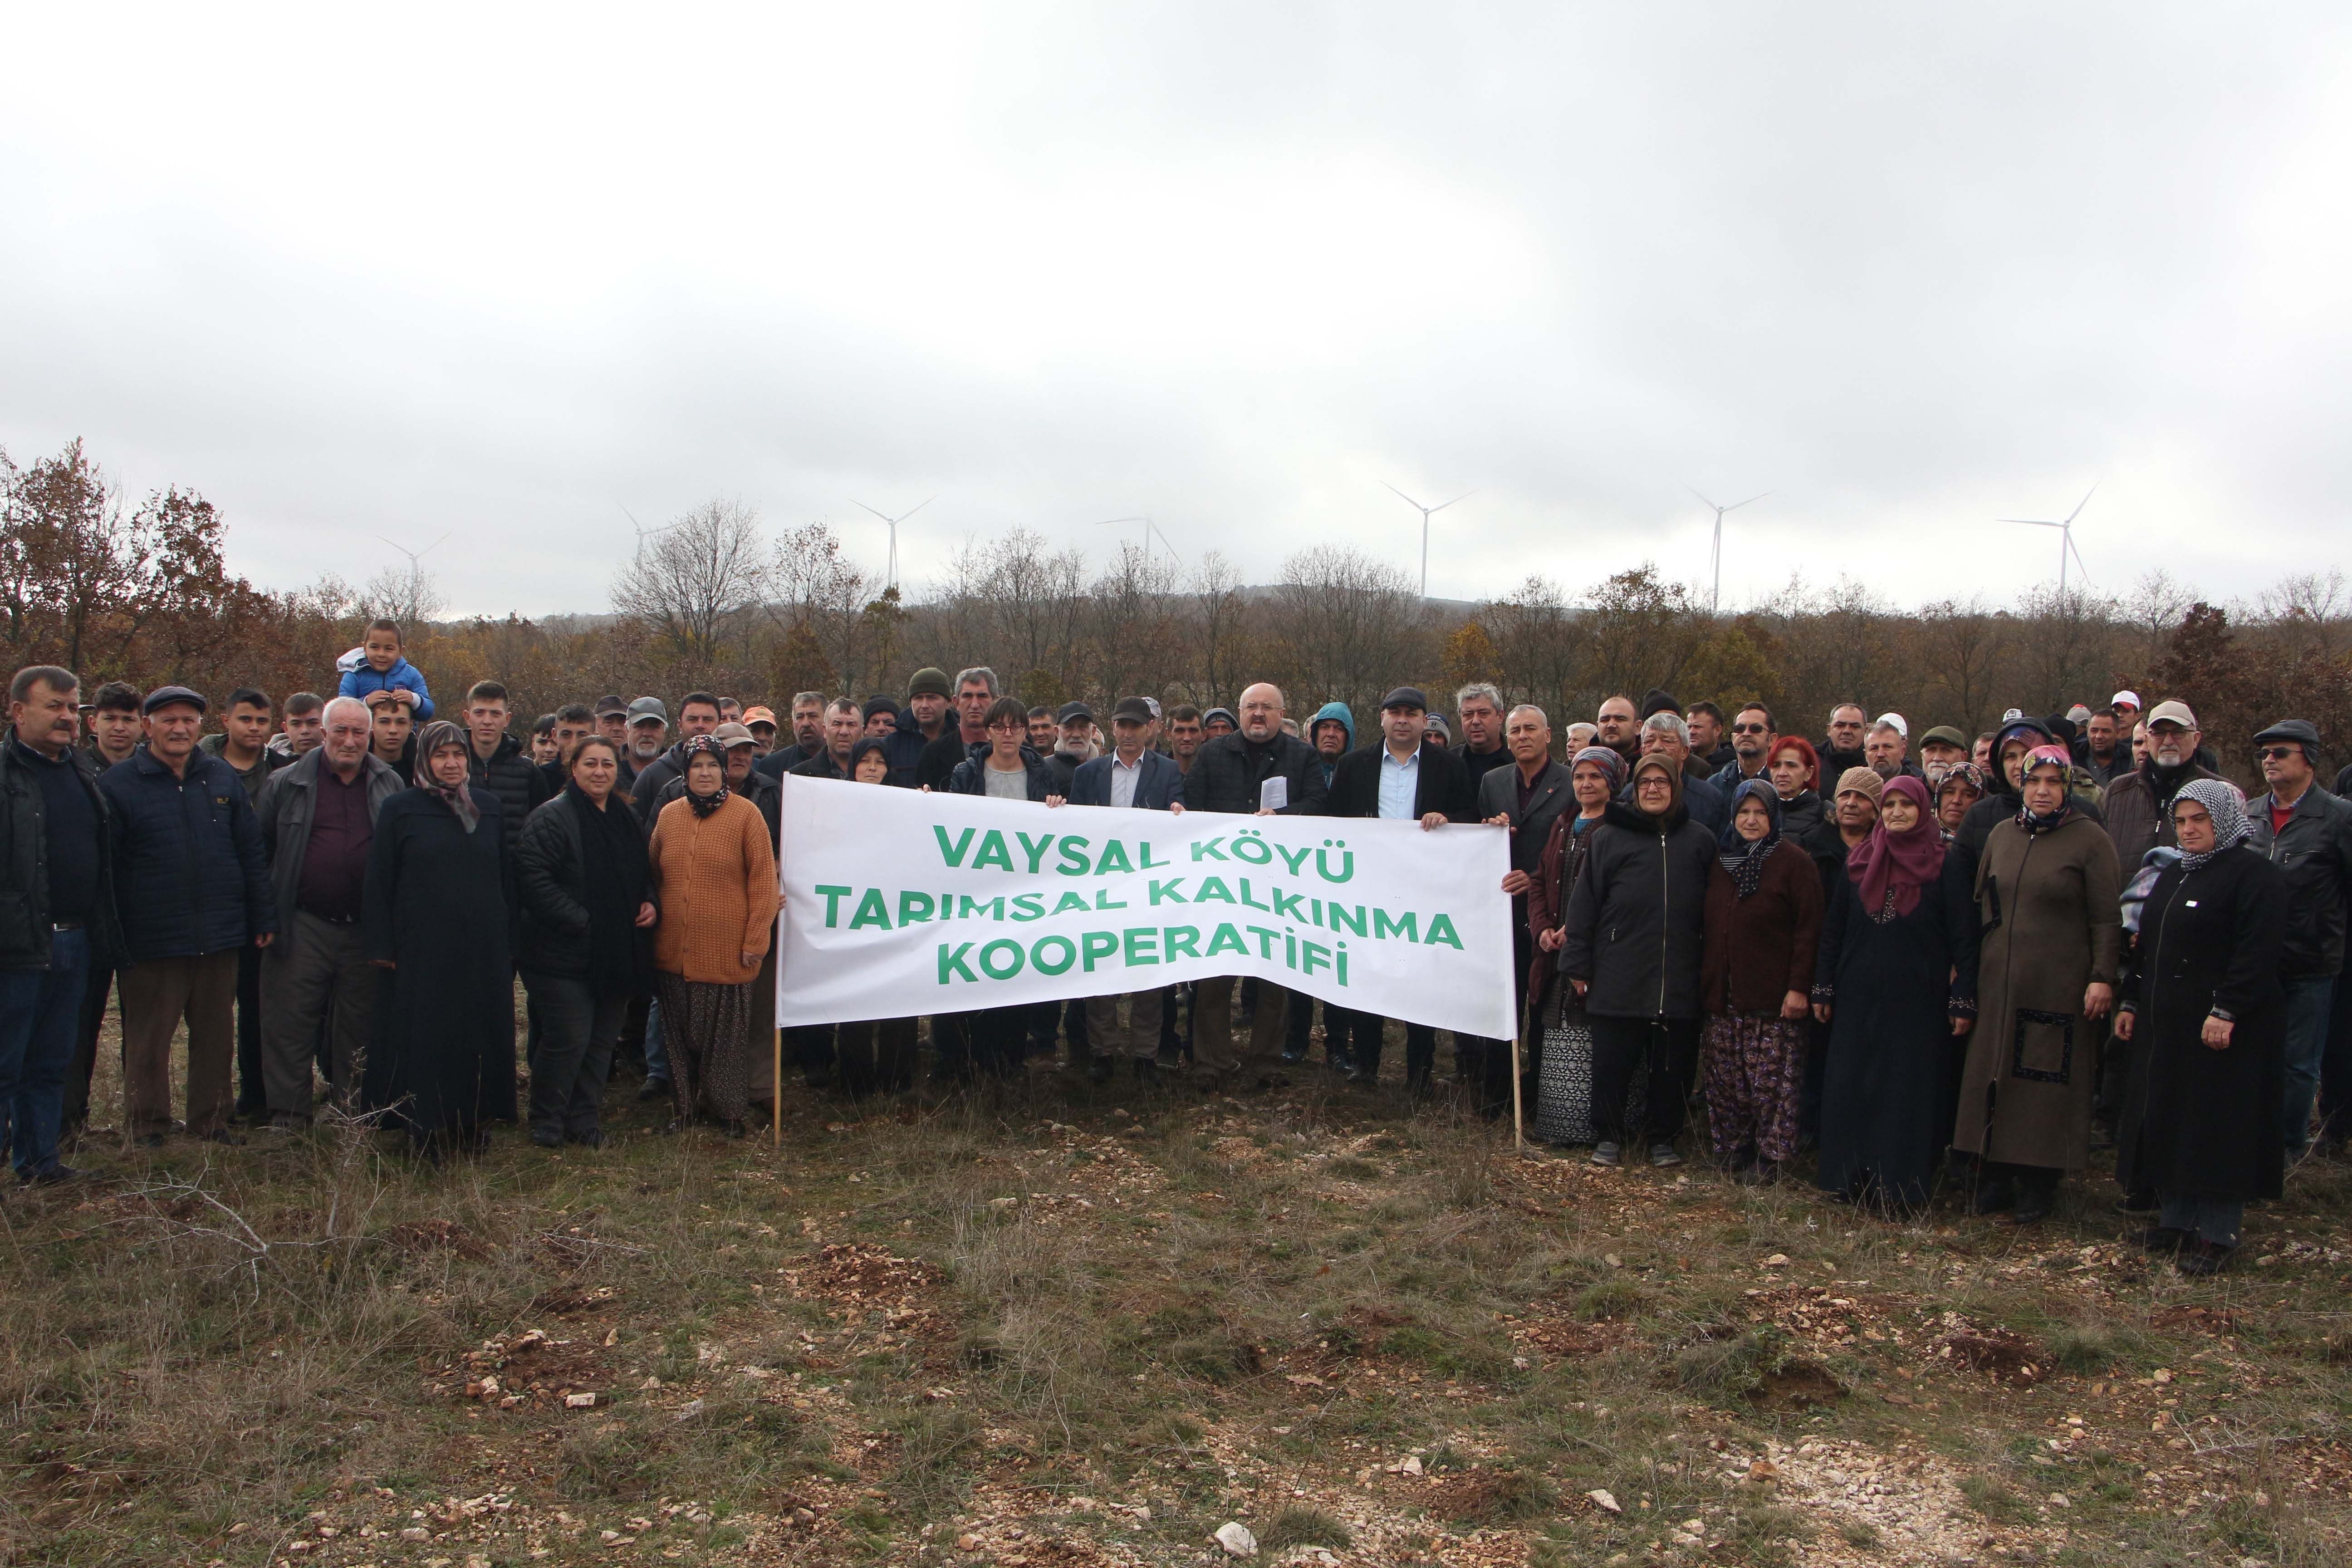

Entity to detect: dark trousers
[234,940,265,1115]
[1354,1017,1438,1087]
[963,1006,1031,1076]
[785,1025,836,1086]
[64,960,116,1132]
[1162,984,1191,1062]
[836,1018,918,1096]
[524,971,626,1140]
[1285,991,1364,1066]
[0,927,90,1177]
[119,951,239,1139]
[259,913,379,1126]
[2321,961,2352,1147]
[1589,1014,1700,1145]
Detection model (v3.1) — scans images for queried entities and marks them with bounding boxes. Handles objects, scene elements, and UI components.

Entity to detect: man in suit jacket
[1326,686,1477,1093]
[1478,704,1573,1114]
[1068,697,1186,1083]
[1181,682,1326,1090]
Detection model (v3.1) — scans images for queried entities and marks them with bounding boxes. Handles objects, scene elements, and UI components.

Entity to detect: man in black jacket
[1182,682,1328,1090]
[786,698,861,781]
[100,685,275,1148]
[916,668,1001,790]
[1327,686,1476,1091]
[2246,719,2352,1156]
[880,668,952,787]
[629,691,723,815]
[461,681,552,851]
[1479,703,1573,1111]
[0,666,122,1181]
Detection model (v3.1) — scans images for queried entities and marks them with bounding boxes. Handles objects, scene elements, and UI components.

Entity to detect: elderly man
[2244,720,2352,1157]
[755,690,828,779]
[253,696,402,1129]
[100,686,275,1147]
[2103,700,2217,870]
[1181,682,1328,1091]
[1328,687,1475,1092]
[1917,726,1970,787]
[1480,703,1572,1114]
[1,667,122,1182]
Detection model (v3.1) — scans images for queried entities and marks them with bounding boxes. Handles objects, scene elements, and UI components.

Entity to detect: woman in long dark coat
[1958,745,2123,1223]
[2112,779,2286,1275]
[1812,774,1980,1211]
[362,721,516,1156]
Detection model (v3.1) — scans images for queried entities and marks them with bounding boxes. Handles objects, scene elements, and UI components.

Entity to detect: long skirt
[1702,1012,1807,1166]
[657,974,754,1124]
[1534,987,1645,1146]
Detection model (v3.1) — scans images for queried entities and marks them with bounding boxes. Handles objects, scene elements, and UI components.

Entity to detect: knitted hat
[1833,766,1885,804]
[906,667,952,699]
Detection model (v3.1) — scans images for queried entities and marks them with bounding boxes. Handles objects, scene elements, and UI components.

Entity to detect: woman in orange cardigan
[648,736,779,1135]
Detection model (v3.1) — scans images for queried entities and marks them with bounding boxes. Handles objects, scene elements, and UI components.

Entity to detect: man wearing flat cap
[1326,686,1475,1093]
[98,686,275,1147]
[1067,697,1187,1083]
[2246,719,2352,1156]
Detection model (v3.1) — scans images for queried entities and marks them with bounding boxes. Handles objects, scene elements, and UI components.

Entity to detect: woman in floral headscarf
[647,735,779,1135]
[2111,778,2287,1275]
[361,720,517,1156]
[1955,745,2122,1224]
[1813,774,1980,1210]
[1699,779,1823,1182]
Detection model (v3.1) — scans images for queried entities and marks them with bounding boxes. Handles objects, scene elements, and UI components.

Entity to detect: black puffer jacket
[0,740,123,969]
[513,790,650,979]
[99,746,274,964]
[1556,798,1715,1020]
[467,732,551,852]
[1184,731,1329,816]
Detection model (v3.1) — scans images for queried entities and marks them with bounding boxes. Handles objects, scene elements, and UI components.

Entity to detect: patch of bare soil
[1933,1314,2048,1386]
[778,1241,957,1366]
[373,1216,493,1260]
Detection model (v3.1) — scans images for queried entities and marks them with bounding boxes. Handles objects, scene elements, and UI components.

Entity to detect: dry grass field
[5,1011,2349,1568]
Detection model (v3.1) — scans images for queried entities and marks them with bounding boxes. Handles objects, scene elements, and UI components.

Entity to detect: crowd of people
[2,621,2347,1278]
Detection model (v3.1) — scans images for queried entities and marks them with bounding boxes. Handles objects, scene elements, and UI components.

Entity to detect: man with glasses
[2246,720,2352,1157]
[2103,700,2218,870]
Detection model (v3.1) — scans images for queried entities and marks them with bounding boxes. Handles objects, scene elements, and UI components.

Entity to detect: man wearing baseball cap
[740,705,778,754]
[2246,719,2352,1156]
[2103,700,2219,871]
[1325,686,1475,1093]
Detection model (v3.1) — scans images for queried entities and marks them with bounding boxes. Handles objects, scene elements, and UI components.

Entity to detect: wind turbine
[372,530,449,618]
[1686,487,1769,615]
[1997,485,2097,598]
[849,495,935,593]
[1382,483,1476,598]
[1095,515,1182,569]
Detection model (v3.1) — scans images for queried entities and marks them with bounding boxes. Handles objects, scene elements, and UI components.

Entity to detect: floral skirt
[658,975,754,1124]
[1701,1012,1807,1166]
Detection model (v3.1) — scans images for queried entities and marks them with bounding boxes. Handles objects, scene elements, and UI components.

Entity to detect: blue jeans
[2280,974,2335,1153]
[645,999,670,1082]
[0,927,91,1179]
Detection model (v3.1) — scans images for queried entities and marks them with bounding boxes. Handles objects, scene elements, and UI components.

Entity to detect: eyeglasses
[987,723,1024,736]
[2259,745,2301,761]
[1731,722,1769,734]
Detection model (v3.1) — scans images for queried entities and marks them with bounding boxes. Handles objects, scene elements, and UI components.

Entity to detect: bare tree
[1915,597,2008,735]
[1189,549,1250,708]
[359,563,446,627]
[1271,545,1431,712]
[609,499,770,676]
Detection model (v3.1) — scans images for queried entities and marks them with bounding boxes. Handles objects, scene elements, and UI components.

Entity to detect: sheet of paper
[1259,776,1288,812]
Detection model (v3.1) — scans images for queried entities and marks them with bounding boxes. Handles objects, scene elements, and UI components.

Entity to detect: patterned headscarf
[679,733,730,818]
[2014,745,2075,835]
[2173,776,2251,872]
[1570,745,1628,796]
[1716,778,1783,899]
[413,720,479,833]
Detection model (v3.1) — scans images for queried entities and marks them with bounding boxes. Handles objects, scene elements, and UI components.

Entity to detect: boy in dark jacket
[99,686,275,1146]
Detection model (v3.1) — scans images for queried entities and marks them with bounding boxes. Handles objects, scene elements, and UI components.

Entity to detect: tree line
[8,437,2347,780]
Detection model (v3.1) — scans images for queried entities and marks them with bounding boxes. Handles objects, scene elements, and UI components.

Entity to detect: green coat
[1957,814,2123,1171]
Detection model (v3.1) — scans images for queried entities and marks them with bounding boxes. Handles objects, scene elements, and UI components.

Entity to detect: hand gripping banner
[774,776,1517,1038]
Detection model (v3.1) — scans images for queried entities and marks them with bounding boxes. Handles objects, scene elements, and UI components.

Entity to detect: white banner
[773,775,1517,1038]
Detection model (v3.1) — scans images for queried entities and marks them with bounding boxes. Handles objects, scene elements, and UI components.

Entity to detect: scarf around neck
[679,734,730,818]
[1716,778,1783,899]
[1847,774,1945,922]
[2014,745,2076,835]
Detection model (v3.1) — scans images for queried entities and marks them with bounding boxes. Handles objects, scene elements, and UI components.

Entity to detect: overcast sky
[3,5,2346,619]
